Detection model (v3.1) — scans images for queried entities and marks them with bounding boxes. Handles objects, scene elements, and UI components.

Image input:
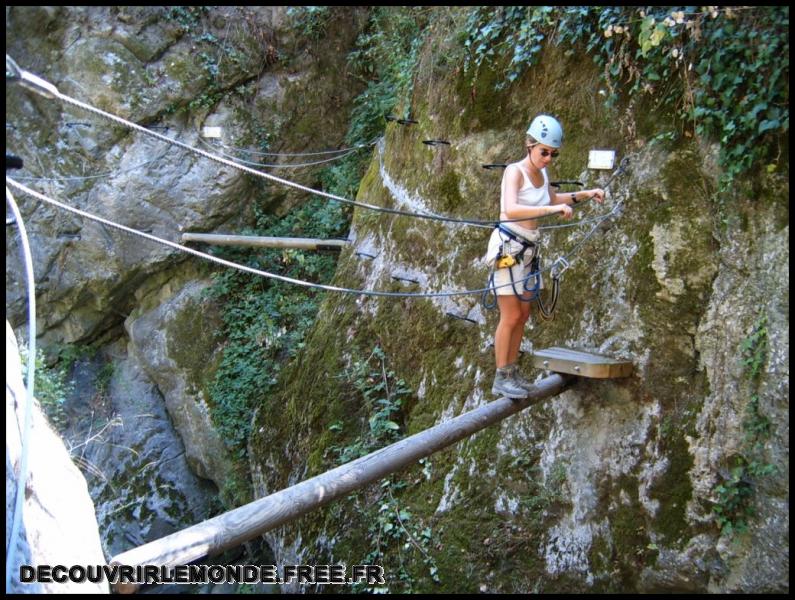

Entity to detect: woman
[486,114,605,399]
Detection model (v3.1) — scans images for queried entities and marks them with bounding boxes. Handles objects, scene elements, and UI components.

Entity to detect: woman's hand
[588,188,605,204]
[557,204,573,219]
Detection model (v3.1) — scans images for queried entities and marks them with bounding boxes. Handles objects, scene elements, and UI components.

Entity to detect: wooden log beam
[181,233,349,251]
[110,373,570,592]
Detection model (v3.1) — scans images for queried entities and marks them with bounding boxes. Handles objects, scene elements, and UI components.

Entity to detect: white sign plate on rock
[588,149,616,170]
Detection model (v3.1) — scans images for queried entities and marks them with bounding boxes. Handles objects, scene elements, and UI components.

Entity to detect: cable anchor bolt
[10,60,60,99]
[6,54,22,80]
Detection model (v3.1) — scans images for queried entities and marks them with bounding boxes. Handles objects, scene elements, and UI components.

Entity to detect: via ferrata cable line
[8,58,601,230]
[5,175,623,301]
[7,57,632,304]
[195,136,365,169]
[11,132,177,183]
[5,186,38,593]
[198,134,380,157]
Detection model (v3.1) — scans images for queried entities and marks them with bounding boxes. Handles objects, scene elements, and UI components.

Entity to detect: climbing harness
[481,227,569,320]
[482,156,630,316]
[482,224,542,309]
[494,224,536,272]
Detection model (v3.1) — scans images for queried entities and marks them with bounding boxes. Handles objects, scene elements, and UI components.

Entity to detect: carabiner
[551,257,570,279]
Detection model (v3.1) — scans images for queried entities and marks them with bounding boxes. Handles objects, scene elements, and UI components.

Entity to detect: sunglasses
[528,144,559,158]
[537,147,559,158]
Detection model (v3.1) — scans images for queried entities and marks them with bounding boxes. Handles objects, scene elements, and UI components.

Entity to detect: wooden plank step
[531,346,633,379]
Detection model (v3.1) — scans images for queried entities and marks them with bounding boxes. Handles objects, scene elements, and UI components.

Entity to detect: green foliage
[19,341,73,431]
[286,6,333,40]
[323,347,440,592]
[324,345,440,591]
[318,153,369,204]
[346,7,428,143]
[712,311,776,536]
[463,6,789,188]
[166,6,209,30]
[304,6,431,221]
[464,6,554,88]
[713,459,755,537]
[95,362,115,395]
[164,6,272,117]
[55,342,97,372]
[204,197,348,459]
[327,345,411,464]
[354,479,441,592]
[740,313,768,381]
[690,9,788,186]
[200,5,427,465]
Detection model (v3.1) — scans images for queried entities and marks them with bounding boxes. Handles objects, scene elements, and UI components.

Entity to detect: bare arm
[551,187,606,206]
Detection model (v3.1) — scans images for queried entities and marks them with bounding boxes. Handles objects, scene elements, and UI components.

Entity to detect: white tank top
[500,163,551,238]
[500,164,551,211]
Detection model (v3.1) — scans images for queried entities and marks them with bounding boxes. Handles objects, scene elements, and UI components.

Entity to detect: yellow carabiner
[496,255,517,269]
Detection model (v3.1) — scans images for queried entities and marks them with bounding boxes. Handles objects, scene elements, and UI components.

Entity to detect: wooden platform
[531,346,633,379]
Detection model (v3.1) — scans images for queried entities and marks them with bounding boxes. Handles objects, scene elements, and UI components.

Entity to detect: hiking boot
[492,367,528,400]
[508,364,537,393]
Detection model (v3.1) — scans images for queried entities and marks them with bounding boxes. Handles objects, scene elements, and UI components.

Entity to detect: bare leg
[495,295,525,368]
[506,296,532,365]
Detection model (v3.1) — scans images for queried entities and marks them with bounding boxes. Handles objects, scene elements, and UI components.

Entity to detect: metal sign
[588,149,616,170]
[202,126,222,138]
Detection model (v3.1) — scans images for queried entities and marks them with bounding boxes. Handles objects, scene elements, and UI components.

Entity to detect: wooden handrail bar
[181,233,349,251]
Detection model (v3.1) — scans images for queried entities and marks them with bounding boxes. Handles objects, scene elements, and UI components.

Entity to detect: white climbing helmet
[526,114,563,148]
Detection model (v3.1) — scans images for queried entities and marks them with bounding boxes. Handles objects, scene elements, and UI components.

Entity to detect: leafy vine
[464,6,788,189]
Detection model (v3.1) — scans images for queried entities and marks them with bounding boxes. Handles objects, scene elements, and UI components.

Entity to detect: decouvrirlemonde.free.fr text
[20,564,386,586]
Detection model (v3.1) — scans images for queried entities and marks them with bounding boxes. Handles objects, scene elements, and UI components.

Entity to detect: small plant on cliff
[712,312,777,537]
[356,479,441,592]
[328,345,410,463]
[286,6,333,40]
[325,346,440,592]
[18,342,72,432]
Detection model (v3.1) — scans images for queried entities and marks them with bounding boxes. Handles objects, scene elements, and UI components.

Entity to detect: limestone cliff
[247,10,789,594]
[6,4,369,580]
[6,323,108,593]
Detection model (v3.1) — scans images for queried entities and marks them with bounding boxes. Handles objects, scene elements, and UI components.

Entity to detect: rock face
[6,5,368,348]
[6,4,369,578]
[125,272,232,493]
[6,322,108,593]
[247,16,788,595]
[64,333,218,559]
